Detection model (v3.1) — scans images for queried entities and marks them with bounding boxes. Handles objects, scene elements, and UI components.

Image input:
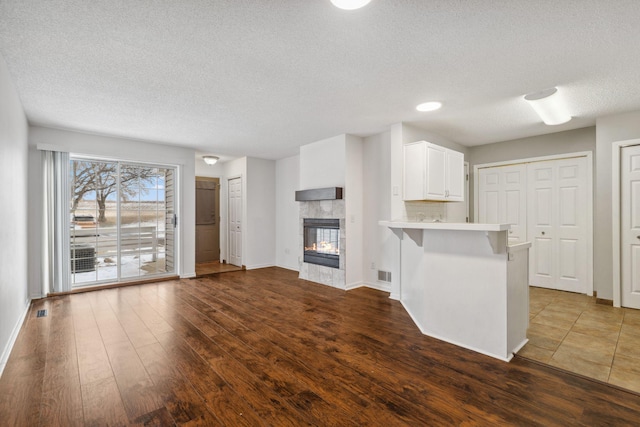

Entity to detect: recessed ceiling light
[416,101,442,112]
[524,87,571,125]
[330,0,371,10]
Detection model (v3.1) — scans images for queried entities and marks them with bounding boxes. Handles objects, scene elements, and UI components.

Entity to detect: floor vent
[36,309,47,318]
[378,270,392,282]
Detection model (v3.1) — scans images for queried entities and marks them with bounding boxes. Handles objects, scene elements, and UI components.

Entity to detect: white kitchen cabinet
[403,141,464,201]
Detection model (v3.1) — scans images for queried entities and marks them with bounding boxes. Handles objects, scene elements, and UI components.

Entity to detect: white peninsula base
[380,221,530,362]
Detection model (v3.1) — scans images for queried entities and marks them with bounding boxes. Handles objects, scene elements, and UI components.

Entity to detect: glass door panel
[69,158,175,287]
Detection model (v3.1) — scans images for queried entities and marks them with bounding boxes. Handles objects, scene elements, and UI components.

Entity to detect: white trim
[473,151,594,296]
[0,300,31,379]
[275,264,299,272]
[181,272,197,279]
[246,264,275,270]
[473,151,593,221]
[345,281,365,290]
[357,281,392,293]
[611,138,640,308]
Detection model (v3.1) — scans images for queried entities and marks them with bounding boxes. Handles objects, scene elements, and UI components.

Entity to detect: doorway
[195,177,220,264]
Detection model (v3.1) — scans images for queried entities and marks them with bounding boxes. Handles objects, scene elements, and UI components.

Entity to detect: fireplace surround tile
[298,199,346,289]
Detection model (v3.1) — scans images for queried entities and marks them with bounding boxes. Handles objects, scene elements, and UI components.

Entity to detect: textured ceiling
[2,1,640,160]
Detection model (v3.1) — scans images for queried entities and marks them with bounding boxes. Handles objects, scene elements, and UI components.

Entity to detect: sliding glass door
[69,158,175,287]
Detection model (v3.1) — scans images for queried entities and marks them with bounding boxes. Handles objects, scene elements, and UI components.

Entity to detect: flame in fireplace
[305,241,339,255]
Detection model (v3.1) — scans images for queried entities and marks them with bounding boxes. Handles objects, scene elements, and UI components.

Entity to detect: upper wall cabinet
[403,141,464,202]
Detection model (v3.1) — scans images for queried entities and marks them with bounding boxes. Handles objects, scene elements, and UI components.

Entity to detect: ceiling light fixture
[416,101,442,112]
[203,155,219,165]
[524,87,571,125]
[330,0,371,10]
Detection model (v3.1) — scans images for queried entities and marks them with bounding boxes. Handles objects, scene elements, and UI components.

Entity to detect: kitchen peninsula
[380,221,530,361]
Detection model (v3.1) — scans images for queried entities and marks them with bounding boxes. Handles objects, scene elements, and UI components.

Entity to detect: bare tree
[71,161,156,223]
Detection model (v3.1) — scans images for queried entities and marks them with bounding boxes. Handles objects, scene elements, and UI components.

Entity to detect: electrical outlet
[284,248,290,254]
[371,262,376,270]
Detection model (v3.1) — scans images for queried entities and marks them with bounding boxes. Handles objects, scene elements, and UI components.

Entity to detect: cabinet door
[424,143,447,199]
[445,149,464,201]
[403,142,426,201]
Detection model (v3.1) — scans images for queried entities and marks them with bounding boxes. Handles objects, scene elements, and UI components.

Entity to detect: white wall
[275,155,300,271]
[195,157,224,178]
[345,135,364,288]
[245,157,276,270]
[28,125,197,278]
[299,135,346,189]
[0,54,30,377]
[596,111,640,300]
[362,131,392,291]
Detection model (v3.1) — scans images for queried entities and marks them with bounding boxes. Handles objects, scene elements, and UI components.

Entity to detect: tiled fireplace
[298,199,346,288]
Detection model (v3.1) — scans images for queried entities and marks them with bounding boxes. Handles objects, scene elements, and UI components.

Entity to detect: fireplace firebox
[303,218,340,268]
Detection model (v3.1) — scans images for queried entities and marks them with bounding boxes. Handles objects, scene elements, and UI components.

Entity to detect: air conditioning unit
[71,245,96,273]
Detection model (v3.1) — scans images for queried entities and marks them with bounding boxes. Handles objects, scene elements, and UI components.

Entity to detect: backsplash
[403,201,446,222]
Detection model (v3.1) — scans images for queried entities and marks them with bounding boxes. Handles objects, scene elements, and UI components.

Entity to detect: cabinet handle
[541,231,545,235]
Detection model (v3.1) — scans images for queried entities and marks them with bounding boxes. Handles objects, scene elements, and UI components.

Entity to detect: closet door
[477,164,527,244]
[527,157,588,293]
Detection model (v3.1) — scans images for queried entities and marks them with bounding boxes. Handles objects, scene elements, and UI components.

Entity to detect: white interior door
[478,164,527,244]
[228,177,242,267]
[621,145,640,309]
[528,157,588,293]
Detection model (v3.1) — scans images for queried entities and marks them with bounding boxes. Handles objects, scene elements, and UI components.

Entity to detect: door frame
[473,151,593,295]
[68,155,180,288]
[612,139,640,307]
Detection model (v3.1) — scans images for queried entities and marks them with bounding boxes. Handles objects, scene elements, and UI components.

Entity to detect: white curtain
[42,150,70,294]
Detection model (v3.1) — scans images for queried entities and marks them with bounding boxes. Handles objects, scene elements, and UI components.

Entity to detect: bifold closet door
[477,164,527,244]
[527,157,588,293]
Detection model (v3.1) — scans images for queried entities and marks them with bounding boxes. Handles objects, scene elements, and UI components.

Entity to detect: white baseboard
[246,263,275,270]
[346,281,391,293]
[362,281,391,293]
[275,264,299,272]
[0,299,31,379]
[345,281,364,290]
[181,272,196,279]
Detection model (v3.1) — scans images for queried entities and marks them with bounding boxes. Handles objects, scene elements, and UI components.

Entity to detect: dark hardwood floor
[2,267,640,426]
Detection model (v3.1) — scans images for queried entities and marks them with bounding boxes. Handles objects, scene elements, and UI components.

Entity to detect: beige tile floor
[518,286,640,393]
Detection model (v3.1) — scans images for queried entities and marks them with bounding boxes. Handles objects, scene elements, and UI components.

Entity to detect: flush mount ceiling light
[416,101,442,112]
[330,0,371,10]
[203,155,219,165]
[524,87,571,125]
